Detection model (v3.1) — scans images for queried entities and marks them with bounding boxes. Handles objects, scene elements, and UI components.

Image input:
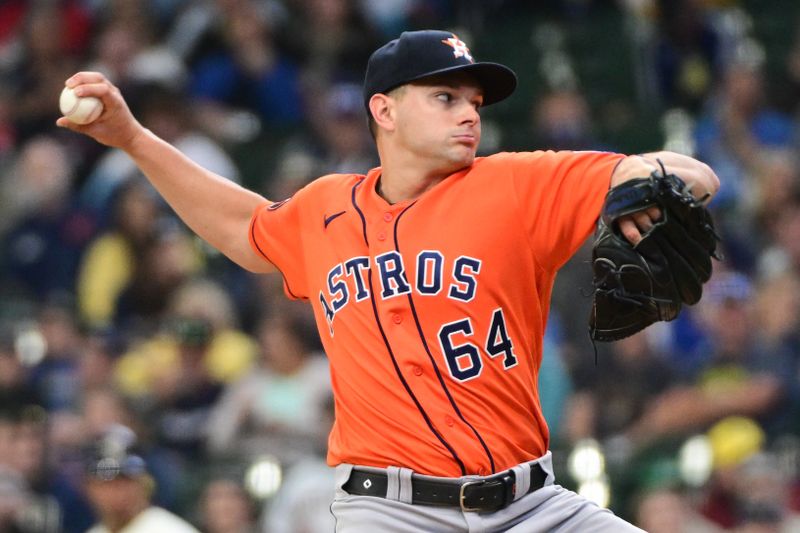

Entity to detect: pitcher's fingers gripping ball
[589,159,721,341]
[59,85,104,125]
[57,72,143,150]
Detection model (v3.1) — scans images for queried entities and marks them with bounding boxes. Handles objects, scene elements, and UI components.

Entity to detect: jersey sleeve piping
[248,203,306,301]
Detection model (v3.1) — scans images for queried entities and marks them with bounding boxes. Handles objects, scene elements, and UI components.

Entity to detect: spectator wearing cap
[259,81,378,203]
[83,425,198,533]
[326,82,378,172]
[310,82,378,175]
[578,271,787,458]
[661,271,785,438]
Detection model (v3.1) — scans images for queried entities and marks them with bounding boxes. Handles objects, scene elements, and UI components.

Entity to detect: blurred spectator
[115,278,257,464]
[198,477,257,533]
[40,387,138,532]
[753,271,800,353]
[690,272,785,429]
[751,271,800,436]
[701,416,767,528]
[696,418,800,530]
[634,486,723,533]
[80,83,240,214]
[206,309,330,466]
[0,329,42,418]
[358,0,433,38]
[85,0,186,92]
[85,17,150,89]
[548,240,595,366]
[0,87,16,161]
[537,322,574,441]
[5,411,48,504]
[563,331,679,454]
[0,135,71,233]
[654,0,721,111]
[775,20,800,117]
[116,277,256,395]
[262,397,336,532]
[261,146,322,201]
[0,409,60,533]
[750,150,800,259]
[694,60,797,220]
[0,0,27,48]
[111,226,203,333]
[529,88,602,151]
[76,179,163,330]
[0,465,35,533]
[77,332,123,391]
[3,2,91,141]
[166,0,287,64]
[757,195,800,280]
[27,300,84,413]
[83,424,199,532]
[638,272,785,443]
[697,63,799,273]
[566,270,785,463]
[306,82,378,175]
[281,0,380,89]
[0,136,95,301]
[137,85,240,182]
[187,0,304,133]
[730,453,800,532]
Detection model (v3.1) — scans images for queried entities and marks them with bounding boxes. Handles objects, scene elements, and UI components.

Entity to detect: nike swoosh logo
[324,210,346,228]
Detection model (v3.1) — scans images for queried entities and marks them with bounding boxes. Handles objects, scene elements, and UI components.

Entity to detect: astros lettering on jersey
[249,150,623,477]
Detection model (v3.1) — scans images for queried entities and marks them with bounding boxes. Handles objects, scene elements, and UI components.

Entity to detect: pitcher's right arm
[57,72,274,273]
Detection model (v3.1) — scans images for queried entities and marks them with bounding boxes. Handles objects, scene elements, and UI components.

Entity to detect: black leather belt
[342,463,548,513]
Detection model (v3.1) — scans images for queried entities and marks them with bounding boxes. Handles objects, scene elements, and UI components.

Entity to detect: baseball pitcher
[59,30,719,532]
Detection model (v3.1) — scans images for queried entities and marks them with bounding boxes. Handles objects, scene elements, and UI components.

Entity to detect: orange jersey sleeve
[505,150,624,271]
[249,194,308,300]
[249,174,362,300]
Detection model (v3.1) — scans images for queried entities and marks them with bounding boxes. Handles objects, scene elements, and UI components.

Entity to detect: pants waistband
[340,455,553,513]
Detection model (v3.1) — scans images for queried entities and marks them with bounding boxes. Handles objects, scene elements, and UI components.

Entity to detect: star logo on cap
[441,35,474,63]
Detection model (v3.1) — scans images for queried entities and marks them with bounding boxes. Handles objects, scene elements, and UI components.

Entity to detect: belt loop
[398,468,414,504]
[511,464,530,501]
[336,464,355,490]
[539,451,556,486]
[386,466,401,501]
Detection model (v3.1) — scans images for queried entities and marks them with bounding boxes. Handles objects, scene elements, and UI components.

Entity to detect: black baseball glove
[588,161,720,342]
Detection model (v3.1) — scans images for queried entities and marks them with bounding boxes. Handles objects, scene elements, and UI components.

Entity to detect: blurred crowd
[2,0,800,531]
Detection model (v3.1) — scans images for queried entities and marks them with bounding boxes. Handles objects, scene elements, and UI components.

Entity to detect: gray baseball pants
[330,452,645,532]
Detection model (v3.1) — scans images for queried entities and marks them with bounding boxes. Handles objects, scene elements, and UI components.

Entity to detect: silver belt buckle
[459,479,486,512]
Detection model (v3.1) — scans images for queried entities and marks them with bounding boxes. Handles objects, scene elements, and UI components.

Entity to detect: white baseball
[59,86,104,125]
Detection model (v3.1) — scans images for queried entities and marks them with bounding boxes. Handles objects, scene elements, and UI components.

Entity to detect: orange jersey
[249,150,623,477]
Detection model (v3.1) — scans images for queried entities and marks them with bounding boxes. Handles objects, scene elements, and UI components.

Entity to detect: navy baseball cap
[85,425,148,481]
[363,30,517,111]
